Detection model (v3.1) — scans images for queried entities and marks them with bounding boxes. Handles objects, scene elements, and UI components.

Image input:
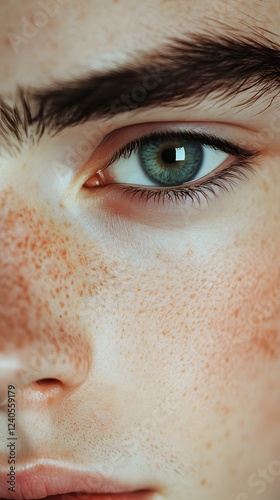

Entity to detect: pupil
[161,148,176,164]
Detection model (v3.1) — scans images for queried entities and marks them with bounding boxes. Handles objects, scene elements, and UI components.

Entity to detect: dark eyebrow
[1,29,280,147]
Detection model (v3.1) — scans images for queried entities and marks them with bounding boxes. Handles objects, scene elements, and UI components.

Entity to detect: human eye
[83,125,260,212]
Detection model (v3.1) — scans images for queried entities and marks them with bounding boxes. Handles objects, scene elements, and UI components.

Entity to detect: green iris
[138,137,203,186]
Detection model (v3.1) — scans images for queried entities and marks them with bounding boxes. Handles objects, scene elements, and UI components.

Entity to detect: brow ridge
[1,29,280,146]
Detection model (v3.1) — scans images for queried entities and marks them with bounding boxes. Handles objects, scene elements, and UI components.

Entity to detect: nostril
[24,378,64,403]
[36,378,62,386]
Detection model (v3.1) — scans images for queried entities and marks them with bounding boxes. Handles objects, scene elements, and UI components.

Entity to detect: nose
[0,213,92,409]
[0,332,90,406]
[0,277,92,405]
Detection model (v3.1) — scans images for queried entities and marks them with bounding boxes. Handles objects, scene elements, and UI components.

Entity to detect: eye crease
[84,128,260,208]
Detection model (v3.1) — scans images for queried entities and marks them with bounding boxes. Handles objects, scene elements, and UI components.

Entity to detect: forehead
[0,0,279,92]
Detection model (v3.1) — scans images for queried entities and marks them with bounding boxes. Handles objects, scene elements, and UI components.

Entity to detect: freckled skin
[0,1,280,499]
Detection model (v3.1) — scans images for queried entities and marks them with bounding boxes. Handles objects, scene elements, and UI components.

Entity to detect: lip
[0,462,153,500]
[0,496,152,500]
[1,495,153,500]
[25,495,151,500]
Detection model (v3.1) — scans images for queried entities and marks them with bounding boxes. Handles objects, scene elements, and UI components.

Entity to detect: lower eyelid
[114,161,255,209]
[81,161,258,230]
[89,181,221,229]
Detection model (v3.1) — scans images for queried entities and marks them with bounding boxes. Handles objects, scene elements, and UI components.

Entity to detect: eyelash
[98,129,260,207]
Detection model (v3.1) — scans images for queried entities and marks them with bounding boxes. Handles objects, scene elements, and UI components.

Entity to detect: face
[0,1,280,499]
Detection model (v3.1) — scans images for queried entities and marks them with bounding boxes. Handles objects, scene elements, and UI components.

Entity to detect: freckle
[252,328,278,358]
[206,442,212,450]
[201,479,207,486]
[4,36,12,48]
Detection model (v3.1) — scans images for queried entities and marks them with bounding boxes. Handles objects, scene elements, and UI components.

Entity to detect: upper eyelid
[105,129,260,168]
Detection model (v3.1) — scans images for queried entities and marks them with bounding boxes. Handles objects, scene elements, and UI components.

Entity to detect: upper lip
[0,461,148,499]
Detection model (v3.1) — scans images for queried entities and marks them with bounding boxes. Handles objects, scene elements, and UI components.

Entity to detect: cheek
[126,237,280,464]
[124,231,280,403]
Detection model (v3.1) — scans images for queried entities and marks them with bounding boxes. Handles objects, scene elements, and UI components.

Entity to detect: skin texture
[0,1,280,499]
